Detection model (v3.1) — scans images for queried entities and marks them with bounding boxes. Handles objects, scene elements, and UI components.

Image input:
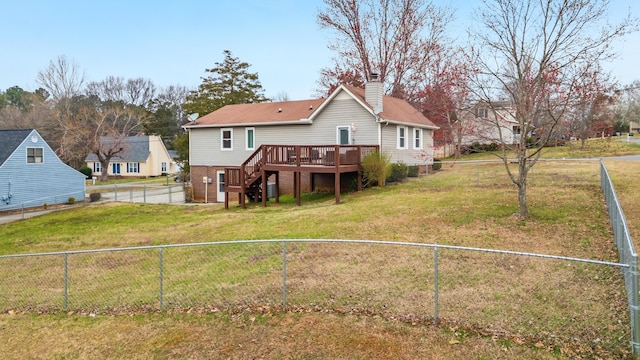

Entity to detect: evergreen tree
[183,50,267,116]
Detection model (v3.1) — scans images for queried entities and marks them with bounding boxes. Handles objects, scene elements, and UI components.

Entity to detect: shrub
[67,197,76,205]
[386,163,408,183]
[78,166,92,179]
[89,192,101,202]
[432,159,442,171]
[407,165,420,177]
[360,150,391,187]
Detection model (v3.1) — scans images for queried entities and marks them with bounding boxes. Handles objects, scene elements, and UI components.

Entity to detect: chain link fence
[0,240,633,358]
[88,183,185,204]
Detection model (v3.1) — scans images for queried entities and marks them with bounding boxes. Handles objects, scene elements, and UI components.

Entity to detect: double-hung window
[161,162,167,172]
[397,126,408,149]
[27,147,43,163]
[221,128,233,150]
[127,162,140,173]
[413,128,423,149]
[93,162,102,173]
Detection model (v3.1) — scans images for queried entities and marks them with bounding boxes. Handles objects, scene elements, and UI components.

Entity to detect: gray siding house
[184,78,438,204]
[0,129,86,212]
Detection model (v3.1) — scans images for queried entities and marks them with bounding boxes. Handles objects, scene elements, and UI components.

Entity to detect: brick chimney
[365,73,383,114]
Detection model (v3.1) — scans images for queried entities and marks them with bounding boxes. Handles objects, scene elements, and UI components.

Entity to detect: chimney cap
[371,73,379,81]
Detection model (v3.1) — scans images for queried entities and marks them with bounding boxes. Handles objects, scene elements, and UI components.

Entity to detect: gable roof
[340,85,437,129]
[0,129,33,166]
[85,135,151,162]
[184,84,437,130]
[187,98,325,127]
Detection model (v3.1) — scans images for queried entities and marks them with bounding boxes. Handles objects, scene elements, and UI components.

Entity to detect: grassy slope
[0,139,639,360]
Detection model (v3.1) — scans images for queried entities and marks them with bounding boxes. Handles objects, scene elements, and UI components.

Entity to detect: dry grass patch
[0,312,563,360]
[0,159,638,359]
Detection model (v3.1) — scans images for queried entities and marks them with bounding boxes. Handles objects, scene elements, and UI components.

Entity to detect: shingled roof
[188,98,325,127]
[342,85,436,128]
[0,129,33,166]
[85,135,151,162]
[184,85,436,129]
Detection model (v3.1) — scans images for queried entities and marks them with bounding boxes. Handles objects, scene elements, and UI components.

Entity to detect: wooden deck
[224,145,379,208]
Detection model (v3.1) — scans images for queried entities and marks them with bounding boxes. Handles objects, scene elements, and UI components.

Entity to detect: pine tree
[184,50,267,116]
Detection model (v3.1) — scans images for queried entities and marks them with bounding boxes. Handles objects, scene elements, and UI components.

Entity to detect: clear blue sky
[1,0,639,100]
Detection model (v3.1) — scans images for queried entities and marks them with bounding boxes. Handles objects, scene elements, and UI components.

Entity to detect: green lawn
[0,141,639,359]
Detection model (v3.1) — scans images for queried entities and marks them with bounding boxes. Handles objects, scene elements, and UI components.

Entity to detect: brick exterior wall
[191,165,324,203]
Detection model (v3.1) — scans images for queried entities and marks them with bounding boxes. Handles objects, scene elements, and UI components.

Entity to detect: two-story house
[183,77,438,207]
[0,129,86,211]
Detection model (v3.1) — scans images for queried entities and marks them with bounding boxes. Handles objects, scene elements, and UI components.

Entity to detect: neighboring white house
[458,102,520,146]
[85,135,176,178]
[183,77,438,204]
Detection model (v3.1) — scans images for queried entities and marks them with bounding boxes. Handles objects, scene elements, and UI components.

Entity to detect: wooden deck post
[261,168,267,207]
[274,171,280,203]
[334,145,340,204]
[240,165,246,209]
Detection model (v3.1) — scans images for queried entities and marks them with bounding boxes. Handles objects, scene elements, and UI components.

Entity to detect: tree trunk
[517,157,529,218]
[101,161,110,182]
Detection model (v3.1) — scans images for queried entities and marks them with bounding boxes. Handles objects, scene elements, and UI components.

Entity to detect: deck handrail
[225,144,379,188]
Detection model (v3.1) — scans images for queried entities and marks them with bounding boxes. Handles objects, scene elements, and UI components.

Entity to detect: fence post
[168,186,172,204]
[130,188,133,202]
[434,246,439,322]
[159,248,164,311]
[114,185,118,202]
[282,240,287,307]
[630,255,640,357]
[144,185,147,203]
[64,253,68,311]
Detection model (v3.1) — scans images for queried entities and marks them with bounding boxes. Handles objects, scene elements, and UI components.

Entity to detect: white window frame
[413,128,423,149]
[477,108,488,118]
[26,147,43,164]
[337,126,351,145]
[245,127,255,151]
[221,128,233,151]
[397,126,408,149]
[127,162,140,173]
[161,162,167,172]
[93,162,102,173]
[112,163,121,175]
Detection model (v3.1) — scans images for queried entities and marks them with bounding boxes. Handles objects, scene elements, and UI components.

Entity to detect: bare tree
[125,78,156,107]
[78,101,148,181]
[470,0,637,218]
[613,80,640,134]
[36,55,85,103]
[86,77,157,108]
[410,45,473,157]
[317,0,454,98]
[86,76,126,102]
[564,66,616,148]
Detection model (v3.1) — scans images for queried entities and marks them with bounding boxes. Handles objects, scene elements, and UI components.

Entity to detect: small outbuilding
[0,129,86,212]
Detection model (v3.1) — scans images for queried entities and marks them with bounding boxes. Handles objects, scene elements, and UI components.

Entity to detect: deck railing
[225,145,379,187]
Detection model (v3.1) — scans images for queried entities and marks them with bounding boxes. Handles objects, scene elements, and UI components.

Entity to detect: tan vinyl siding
[381,125,433,165]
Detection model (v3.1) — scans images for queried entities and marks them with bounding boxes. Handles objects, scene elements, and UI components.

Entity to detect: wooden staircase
[224,144,379,208]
